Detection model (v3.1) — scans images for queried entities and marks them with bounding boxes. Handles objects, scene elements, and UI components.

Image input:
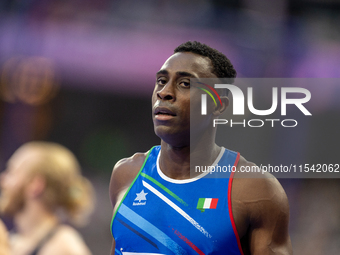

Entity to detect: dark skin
[110,52,292,255]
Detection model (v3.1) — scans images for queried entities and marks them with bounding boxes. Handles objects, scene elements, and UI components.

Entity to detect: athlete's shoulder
[232,154,291,249]
[112,152,149,178]
[109,148,155,207]
[234,154,288,201]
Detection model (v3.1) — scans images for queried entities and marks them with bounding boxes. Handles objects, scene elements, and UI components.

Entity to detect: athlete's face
[152,52,216,146]
[0,148,36,215]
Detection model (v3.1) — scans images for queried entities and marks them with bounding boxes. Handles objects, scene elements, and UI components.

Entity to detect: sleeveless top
[111,146,243,255]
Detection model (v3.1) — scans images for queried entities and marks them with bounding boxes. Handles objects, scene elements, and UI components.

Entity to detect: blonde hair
[17,141,94,226]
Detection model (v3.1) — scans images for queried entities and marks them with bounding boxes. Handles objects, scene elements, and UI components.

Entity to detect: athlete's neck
[159,141,221,180]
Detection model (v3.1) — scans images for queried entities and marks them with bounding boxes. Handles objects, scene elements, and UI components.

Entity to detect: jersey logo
[133,189,148,206]
[197,198,218,212]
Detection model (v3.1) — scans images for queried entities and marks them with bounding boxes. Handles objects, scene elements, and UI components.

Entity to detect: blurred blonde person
[0,142,94,255]
[0,219,10,255]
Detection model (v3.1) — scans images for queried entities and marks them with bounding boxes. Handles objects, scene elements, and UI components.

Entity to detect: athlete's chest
[111,146,243,255]
[113,171,240,254]
[124,172,230,221]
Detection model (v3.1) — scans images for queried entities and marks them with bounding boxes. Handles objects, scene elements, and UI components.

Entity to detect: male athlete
[110,41,292,255]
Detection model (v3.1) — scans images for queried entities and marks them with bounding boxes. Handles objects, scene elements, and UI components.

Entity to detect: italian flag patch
[196,198,218,212]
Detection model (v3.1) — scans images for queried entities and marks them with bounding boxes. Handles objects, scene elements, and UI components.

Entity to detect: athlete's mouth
[154,107,176,116]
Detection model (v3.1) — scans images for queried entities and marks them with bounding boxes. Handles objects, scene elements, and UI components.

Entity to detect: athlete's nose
[157,83,175,101]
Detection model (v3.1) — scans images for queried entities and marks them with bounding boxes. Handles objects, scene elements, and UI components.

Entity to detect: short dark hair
[174,41,237,80]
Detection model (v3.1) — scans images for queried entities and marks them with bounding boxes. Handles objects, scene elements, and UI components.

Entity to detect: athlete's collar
[156,147,225,184]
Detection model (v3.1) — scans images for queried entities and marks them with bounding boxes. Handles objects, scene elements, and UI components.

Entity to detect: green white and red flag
[196,198,218,212]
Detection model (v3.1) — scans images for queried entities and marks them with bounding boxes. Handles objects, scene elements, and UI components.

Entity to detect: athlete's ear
[213,96,229,116]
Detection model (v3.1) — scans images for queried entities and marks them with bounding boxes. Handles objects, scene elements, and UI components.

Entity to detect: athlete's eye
[157,77,167,86]
[179,81,190,88]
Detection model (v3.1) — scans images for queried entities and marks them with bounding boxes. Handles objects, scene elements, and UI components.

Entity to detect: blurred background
[0,0,339,254]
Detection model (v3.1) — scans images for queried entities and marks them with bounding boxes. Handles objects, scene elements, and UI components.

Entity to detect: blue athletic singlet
[111,146,243,255]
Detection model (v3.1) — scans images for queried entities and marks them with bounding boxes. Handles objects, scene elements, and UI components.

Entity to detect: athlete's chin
[154,127,190,146]
[154,125,174,138]
[153,117,189,130]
